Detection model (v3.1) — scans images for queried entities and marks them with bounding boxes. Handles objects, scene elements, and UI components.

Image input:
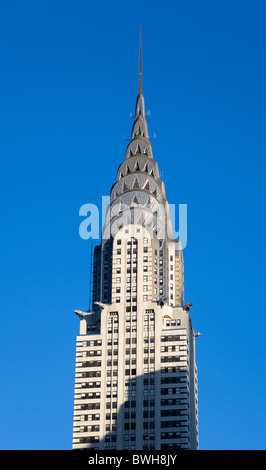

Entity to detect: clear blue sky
[0,0,265,450]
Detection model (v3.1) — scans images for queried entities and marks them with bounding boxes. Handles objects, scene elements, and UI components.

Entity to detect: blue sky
[0,0,266,450]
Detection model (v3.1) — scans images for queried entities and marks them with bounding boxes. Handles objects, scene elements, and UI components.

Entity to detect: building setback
[72,31,199,451]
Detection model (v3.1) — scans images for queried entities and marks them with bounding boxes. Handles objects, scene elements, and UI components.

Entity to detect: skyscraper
[72,30,199,451]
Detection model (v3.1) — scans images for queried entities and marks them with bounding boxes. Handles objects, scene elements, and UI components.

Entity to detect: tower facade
[72,33,199,451]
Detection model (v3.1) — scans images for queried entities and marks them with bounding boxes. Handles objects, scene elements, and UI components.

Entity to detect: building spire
[138,25,143,95]
[129,25,150,144]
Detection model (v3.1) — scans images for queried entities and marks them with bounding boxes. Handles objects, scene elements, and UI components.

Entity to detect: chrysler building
[72,31,199,450]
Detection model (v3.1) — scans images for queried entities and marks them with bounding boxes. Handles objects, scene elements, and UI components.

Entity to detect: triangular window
[144,181,150,192]
[143,163,148,173]
[133,178,139,189]
[135,161,140,172]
